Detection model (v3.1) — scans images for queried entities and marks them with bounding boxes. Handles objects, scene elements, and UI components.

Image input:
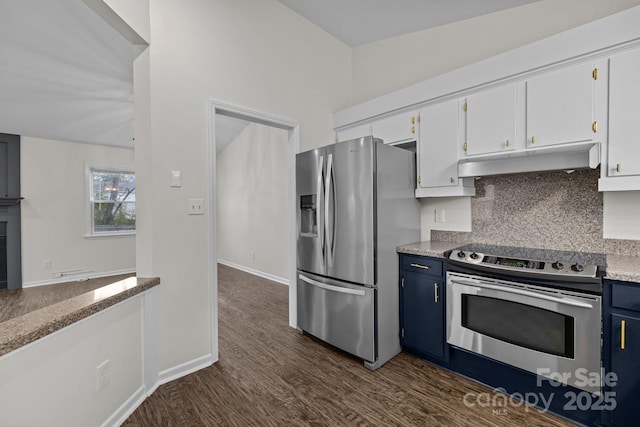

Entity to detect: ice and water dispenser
[299,194,317,236]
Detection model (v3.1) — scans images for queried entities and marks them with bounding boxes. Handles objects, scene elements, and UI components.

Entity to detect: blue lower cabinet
[609,313,640,427]
[399,254,447,361]
[604,278,640,427]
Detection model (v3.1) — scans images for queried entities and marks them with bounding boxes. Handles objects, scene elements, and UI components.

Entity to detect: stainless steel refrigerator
[296,136,420,369]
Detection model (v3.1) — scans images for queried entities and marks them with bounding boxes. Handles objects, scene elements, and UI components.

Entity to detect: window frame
[85,165,136,237]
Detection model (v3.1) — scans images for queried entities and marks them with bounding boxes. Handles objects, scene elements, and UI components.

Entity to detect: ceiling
[0,0,134,148]
[0,0,541,149]
[215,115,251,153]
[277,0,541,46]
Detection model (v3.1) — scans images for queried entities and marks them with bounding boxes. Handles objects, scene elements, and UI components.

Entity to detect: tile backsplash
[432,168,640,256]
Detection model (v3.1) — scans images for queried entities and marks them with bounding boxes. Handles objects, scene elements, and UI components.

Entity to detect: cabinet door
[401,270,445,360]
[372,112,418,145]
[418,100,458,188]
[608,49,640,177]
[336,124,372,143]
[526,62,594,148]
[610,313,640,427]
[465,83,517,156]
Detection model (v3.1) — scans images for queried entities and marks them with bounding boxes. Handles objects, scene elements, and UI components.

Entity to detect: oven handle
[450,278,594,309]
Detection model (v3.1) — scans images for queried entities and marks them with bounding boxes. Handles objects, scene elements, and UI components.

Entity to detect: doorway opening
[208,101,299,359]
[0,133,22,289]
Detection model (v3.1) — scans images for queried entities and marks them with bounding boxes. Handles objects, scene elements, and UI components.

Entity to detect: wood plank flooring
[123,264,575,426]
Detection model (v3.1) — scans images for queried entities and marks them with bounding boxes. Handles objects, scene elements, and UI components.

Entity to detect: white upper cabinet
[418,100,459,188]
[526,62,597,148]
[464,83,517,156]
[371,111,418,145]
[607,48,640,178]
[336,123,372,143]
[416,100,475,197]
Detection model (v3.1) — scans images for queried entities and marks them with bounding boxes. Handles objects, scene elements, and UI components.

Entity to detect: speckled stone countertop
[0,276,160,357]
[397,241,640,284]
[397,241,469,258]
[604,255,640,283]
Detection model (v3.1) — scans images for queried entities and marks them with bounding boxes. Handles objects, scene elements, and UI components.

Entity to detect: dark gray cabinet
[399,254,447,361]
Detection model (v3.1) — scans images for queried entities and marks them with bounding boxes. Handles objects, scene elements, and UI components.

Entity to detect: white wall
[216,123,289,282]
[0,296,144,427]
[420,197,472,241]
[141,0,352,372]
[351,0,640,104]
[603,191,640,240]
[21,136,136,286]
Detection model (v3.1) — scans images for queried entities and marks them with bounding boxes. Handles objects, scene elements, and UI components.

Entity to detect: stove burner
[552,261,564,270]
[571,263,585,272]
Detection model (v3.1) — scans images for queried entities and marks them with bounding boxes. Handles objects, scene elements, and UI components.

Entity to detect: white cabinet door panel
[465,83,517,156]
[372,112,417,145]
[526,62,594,147]
[418,100,458,188]
[608,49,640,177]
[336,124,372,143]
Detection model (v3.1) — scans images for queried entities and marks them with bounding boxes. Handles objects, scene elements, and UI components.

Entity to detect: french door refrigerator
[296,136,420,369]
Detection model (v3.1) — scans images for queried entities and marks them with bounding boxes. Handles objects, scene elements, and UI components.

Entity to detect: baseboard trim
[22,268,136,288]
[157,354,215,387]
[217,259,289,286]
[101,385,146,427]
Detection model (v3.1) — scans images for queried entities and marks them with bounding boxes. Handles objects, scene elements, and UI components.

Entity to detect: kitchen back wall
[429,168,640,255]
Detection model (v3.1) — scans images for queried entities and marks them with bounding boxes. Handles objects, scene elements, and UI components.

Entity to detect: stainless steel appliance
[446,245,604,395]
[296,136,420,369]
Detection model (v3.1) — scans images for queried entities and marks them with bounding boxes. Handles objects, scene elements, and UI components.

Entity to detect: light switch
[188,199,204,215]
[170,171,182,187]
[435,209,445,223]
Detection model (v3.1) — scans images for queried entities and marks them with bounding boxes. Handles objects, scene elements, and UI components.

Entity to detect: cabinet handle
[411,126,416,134]
[411,116,416,124]
[621,320,626,350]
[616,163,621,173]
[450,176,454,184]
[410,263,430,270]
[434,283,439,303]
[505,139,510,148]
[531,136,536,145]
[463,142,468,152]
[592,121,598,133]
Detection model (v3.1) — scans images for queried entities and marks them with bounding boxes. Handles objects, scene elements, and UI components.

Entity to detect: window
[89,169,135,235]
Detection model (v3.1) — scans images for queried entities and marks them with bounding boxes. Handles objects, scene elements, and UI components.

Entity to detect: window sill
[84,232,136,239]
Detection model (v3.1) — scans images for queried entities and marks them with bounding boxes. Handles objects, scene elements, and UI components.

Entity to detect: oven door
[446,272,602,394]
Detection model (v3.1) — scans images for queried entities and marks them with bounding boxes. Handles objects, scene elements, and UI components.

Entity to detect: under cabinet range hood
[458,142,600,178]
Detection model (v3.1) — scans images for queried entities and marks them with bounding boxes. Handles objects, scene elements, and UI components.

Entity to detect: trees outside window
[90,169,135,234]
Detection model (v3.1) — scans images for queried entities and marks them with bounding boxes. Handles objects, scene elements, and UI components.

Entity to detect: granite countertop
[0,275,160,357]
[396,241,468,258]
[397,241,640,283]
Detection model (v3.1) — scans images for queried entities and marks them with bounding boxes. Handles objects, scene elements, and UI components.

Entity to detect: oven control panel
[450,250,598,278]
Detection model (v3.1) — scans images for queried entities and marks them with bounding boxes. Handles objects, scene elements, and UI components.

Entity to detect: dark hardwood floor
[123,264,575,426]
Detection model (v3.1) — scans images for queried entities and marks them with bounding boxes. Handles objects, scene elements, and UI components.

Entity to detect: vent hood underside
[458,142,600,177]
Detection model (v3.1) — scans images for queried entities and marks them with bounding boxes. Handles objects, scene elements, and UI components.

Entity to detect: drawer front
[612,281,640,312]
[401,255,443,277]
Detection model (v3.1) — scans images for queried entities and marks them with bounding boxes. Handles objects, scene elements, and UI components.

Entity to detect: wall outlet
[188,199,204,215]
[435,209,445,223]
[96,359,110,391]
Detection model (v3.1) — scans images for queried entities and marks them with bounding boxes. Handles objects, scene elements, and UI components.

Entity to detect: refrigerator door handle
[325,153,335,267]
[298,274,366,296]
[317,155,325,266]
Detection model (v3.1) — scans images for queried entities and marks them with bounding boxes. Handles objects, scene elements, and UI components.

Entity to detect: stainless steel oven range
[446,245,605,395]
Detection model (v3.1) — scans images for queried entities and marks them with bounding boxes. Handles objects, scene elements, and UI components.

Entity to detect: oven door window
[461,294,574,358]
